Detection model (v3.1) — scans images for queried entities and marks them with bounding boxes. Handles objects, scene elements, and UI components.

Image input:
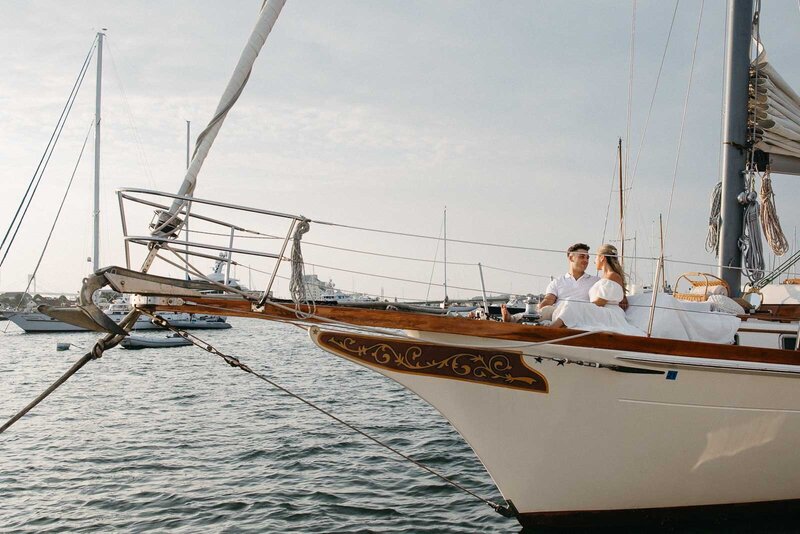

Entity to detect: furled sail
[155,0,286,236]
[750,44,800,175]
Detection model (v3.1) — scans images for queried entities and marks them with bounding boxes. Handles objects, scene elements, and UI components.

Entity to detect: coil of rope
[759,170,789,256]
[739,182,765,282]
[289,218,315,318]
[705,182,722,255]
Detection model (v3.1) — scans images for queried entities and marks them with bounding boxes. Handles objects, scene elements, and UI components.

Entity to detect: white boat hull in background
[6,311,231,333]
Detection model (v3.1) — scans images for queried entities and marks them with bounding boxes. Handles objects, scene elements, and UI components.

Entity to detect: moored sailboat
[9,0,800,528]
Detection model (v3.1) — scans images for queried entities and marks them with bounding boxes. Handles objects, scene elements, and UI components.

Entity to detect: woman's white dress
[552,278,644,336]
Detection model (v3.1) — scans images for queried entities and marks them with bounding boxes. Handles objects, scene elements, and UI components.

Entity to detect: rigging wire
[601,143,621,244]
[627,1,680,194]
[625,0,637,187]
[315,220,572,255]
[0,36,97,265]
[105,38,157,188]
[137,311,515,517]
[7,121,94,317]
[425,218,444,302]
[663,0,704,250]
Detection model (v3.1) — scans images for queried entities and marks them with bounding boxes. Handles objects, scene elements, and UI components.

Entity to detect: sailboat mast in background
[618,138,625,267]
[92,30,105,272]
[443,206,448,304]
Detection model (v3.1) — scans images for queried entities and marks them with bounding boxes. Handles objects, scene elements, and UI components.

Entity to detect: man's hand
[538,293,556,310]
[620,296,629,311]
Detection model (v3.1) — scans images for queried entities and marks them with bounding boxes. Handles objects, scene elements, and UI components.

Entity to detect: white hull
[310,327,800,520]
[6,311,230,333]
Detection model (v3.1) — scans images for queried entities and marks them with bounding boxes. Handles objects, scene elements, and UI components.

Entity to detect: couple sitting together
[505,242,644,336]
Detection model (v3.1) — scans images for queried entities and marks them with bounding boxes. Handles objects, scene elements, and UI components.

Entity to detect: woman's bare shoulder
[606,272,624,285]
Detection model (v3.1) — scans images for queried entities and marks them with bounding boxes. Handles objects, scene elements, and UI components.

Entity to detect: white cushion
[707,294,745,315]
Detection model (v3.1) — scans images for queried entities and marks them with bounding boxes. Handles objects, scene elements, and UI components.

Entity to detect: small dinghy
[120,333,193,350]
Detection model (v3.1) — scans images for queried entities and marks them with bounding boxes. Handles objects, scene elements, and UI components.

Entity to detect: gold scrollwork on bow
[317,332,548,393]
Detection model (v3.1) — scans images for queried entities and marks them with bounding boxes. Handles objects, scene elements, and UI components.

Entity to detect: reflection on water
[0,318,509,532]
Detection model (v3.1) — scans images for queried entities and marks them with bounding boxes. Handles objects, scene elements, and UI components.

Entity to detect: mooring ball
[56,343,71,351]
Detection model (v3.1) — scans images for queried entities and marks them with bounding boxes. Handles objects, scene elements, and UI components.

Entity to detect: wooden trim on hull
[310,328,549,393]
[518,499,800,529]
[757,305,800,322]
[148,298,800,366]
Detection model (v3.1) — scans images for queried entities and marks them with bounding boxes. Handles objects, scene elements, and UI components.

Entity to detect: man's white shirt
[545,272,600,303]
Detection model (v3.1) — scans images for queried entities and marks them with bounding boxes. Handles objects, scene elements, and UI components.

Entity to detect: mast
[92,30,105,272]
[443,207,448,303]
[186,120,191,168]
[618,138,625,267]
[185,120,191,281]
[718,0,754,297]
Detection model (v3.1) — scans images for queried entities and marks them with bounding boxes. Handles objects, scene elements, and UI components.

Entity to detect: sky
[2,1,800,302]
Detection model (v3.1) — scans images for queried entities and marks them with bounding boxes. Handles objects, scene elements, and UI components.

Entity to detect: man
[537,242,599,315]
[501,242,605,322]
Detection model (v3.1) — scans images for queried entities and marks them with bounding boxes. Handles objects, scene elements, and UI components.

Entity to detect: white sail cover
[750,44,800,167]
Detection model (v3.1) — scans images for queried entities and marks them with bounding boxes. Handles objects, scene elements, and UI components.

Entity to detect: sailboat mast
[185,120,191,281]
[618,138,625,267]
[92,30,105,273]
[718,0,754,297]
[443,207,448,302]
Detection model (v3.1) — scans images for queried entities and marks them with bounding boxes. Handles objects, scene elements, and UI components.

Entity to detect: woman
[550,244,644,336]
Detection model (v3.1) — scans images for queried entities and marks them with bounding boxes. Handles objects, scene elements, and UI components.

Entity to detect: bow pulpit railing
[117,188,308,307]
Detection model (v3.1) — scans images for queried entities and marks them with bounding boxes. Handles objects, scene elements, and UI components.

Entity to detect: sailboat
[19,0,800,528]
[5,32,231,334]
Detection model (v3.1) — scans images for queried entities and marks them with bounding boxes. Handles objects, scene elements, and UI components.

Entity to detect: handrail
[117,187,305,222]
[117,188,299,305]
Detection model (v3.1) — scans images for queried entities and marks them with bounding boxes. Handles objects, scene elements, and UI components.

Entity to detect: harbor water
[1,318,513,532]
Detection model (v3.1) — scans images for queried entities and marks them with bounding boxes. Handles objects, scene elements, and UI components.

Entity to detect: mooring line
[137,309,518,519]
[0,311,139,435]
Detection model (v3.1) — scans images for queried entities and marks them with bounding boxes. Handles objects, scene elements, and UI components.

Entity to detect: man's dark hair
[567,243,590,254]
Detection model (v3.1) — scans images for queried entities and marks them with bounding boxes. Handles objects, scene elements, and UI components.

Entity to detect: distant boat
[7,299,232,333]
[120,333,193,350]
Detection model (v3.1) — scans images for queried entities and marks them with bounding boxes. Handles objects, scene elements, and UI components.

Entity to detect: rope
[740,190,765,282]
[289,219,313,315]
[759,171,789,256]
[705,182,722,255]
[0,311,139,435]
[139,310,515,517]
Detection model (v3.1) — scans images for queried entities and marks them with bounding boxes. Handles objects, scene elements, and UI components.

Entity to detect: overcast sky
[2,1,800,301]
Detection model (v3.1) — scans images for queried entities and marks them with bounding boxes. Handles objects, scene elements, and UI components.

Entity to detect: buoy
[56,342,71,351]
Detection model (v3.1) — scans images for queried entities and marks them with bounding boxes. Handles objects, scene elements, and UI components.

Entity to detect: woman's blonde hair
[598,244,625,287]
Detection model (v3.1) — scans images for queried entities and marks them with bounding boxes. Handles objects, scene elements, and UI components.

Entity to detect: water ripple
[1,319,510,532]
